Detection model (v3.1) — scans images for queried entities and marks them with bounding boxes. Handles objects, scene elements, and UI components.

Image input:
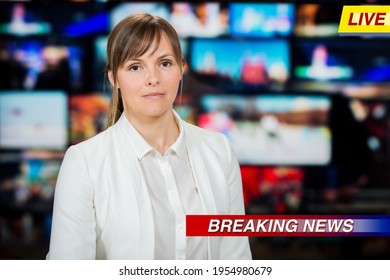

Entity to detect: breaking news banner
[339,5,390,35]
[1,216,390,280]
[186,215,390,236]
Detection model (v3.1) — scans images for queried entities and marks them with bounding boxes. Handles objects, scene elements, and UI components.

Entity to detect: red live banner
[185,214,387,237]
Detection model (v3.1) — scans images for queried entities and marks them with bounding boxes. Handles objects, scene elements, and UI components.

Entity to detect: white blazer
[47,113,252,260]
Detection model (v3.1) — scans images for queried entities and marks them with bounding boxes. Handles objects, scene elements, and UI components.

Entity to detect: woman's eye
[129,65,140,71]
[161,60,172,67]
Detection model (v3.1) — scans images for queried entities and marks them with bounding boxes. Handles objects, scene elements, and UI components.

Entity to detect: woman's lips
[143,92,165,99]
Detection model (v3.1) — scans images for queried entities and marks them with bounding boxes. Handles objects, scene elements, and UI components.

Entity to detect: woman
[47,13,251,260]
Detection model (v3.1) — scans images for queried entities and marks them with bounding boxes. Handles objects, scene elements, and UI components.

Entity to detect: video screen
[294,4,342,37]
[190,38,290,90]
[229,3,294,37]
[0,2,51,36]
[173,93,197,124]
[198,94,332,165]
[294,38,390,84]
[349,99,390,164]
[109,2,170,31]
[21,157,62,201]
[56,5,108,37]
[69,94,110,145]
[0,38,86,91]
[0,2,108,37]
[109,2,227,38]
[170,2,228,38]
[328,95,390,191]
[180,38,189,60]
[240,166,304,214]
[293,39,353,82]
[342,84,390,99]
[0,91,68,150]
[93,36,108,91]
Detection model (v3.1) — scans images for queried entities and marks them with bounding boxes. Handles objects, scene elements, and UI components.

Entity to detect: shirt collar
[118,110,186,160]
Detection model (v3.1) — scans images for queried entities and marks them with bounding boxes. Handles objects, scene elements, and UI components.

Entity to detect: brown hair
[105,13,183,128]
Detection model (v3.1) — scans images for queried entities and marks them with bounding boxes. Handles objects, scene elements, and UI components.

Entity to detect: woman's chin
[142,106,173,119]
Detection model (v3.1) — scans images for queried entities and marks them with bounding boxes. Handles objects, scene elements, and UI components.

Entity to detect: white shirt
[122,112,207,260]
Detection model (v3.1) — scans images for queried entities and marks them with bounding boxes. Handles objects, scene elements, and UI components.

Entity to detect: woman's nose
[145,68,159,86]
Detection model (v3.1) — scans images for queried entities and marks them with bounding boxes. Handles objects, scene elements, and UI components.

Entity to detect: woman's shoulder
[183,121,231,152]
[68,126,114,157]
[184,122,226,141]
[183,122,235,172]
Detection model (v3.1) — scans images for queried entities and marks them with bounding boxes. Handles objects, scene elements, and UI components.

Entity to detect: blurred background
[1,0,390,260]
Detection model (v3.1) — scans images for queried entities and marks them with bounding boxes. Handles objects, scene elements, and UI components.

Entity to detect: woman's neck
[125,110,179,155]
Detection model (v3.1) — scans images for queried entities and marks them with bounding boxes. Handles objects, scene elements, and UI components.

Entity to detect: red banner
[186,215,360,236]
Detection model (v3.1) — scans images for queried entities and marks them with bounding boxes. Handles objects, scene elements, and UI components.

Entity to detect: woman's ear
[107,71,115,87]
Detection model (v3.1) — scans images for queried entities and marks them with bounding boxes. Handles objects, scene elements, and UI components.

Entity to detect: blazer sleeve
[219,134,253,260]
[47,145,96,259]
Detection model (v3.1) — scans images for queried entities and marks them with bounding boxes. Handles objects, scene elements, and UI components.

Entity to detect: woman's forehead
[130,34,175,59]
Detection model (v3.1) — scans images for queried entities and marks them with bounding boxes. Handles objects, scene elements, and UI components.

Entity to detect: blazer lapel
[114,121,155,259]
[184,124,219,259]
[186,143,217,215]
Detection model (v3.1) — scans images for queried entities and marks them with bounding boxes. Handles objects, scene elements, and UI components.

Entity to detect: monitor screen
[170,2,228,38]
[294,38,390,84]
[55,5,108,37]
[229,3,294,37]
[329,95,390,191]
[0,38,86,91]
[0,2,108,37]
[93,36,108,91]
[294,4,342,37]
[293,39,353,82]
[173,93,197,124]
[22,157,62,201]
[69,94,110,145]
[240,166,304,213]
[0,2,51,36]
[109,2,170,31]
[190,38,290,90]
[348,99,390,168]
[198,94,332,165]
[0,91,68,150]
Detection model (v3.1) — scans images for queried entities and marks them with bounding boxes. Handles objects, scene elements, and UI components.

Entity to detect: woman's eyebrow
[157,53,174,59]
[126,58,142,63]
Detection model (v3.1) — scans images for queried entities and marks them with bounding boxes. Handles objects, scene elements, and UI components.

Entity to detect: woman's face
[113,34,182,121]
